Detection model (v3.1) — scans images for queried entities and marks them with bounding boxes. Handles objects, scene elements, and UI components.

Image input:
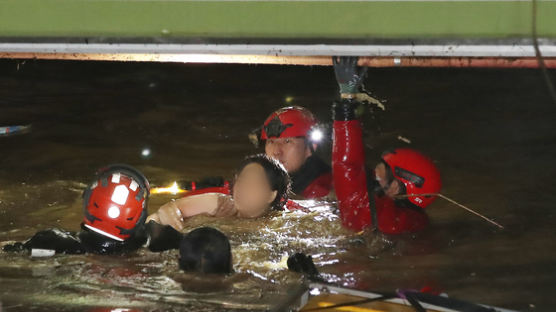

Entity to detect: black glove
[287,252,320,280]
[2,242,25,252]
[333,56,367,95]
[3,228,85,254]
[145,220,183,252]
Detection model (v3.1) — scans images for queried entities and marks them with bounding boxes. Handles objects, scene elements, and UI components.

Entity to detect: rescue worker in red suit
[259,106,333,199]
[182,107,332,199]
[332,57,442,234]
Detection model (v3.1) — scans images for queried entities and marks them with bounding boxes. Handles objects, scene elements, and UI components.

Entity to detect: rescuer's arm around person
[148,154,290,231]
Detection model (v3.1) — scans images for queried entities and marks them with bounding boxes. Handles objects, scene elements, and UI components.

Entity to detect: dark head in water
[179,227,232,274]
[232,153,290,217]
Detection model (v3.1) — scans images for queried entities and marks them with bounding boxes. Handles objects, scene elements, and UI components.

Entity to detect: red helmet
[260,106,317,140]
[382,148,441,209]
[82,164,150,241]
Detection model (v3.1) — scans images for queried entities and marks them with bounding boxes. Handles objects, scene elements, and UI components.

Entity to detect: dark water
[0,59,555,311]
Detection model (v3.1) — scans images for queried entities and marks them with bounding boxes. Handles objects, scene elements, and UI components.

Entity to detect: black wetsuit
[3,220,182,255]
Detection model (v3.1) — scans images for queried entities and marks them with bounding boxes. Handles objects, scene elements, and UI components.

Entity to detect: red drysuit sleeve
[332,113,373,232]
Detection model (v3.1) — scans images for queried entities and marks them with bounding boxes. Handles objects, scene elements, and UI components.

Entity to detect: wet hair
[234,154,291,211]
[179,227,232,274]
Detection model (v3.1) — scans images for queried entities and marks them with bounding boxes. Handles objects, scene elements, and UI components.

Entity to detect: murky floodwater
[0,60,555,311]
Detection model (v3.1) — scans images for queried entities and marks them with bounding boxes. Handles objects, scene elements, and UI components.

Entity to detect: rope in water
[396,193,504,230]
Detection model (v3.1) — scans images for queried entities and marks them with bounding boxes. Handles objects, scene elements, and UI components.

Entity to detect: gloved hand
[145,220,184,252]
[287,252,320,279]
[333,56,368,95]
[3,228,85,254]
[2,242,25,252]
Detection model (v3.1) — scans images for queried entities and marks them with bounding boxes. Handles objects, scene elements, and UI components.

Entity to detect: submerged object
[0,124,31,137]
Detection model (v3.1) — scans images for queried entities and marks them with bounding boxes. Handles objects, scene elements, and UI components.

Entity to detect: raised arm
[332,99,373,231]
[332,56,373,232]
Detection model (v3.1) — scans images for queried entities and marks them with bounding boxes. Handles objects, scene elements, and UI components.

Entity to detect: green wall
[0,0,555,40]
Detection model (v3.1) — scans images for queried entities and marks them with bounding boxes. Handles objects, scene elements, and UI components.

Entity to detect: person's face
[374,162,402,199]
[232,163,277,218]
[265,137,311,173]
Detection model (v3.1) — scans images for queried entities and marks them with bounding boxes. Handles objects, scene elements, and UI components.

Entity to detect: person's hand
[146,212,160,223]
[153,202,185,231]
[333,56,367,95]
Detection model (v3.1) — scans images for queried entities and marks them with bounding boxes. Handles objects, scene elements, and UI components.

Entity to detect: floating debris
[0,125,31,137]
[397,135,411,144]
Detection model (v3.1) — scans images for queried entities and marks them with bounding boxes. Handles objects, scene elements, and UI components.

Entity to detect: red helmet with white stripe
[382,148,441,209]
[260,106,318,140]
[82,164,150,241]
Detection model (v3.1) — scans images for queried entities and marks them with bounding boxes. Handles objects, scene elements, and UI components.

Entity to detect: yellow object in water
[288,283,515,312]
[301,293,442,312]
[317,300,384,312]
